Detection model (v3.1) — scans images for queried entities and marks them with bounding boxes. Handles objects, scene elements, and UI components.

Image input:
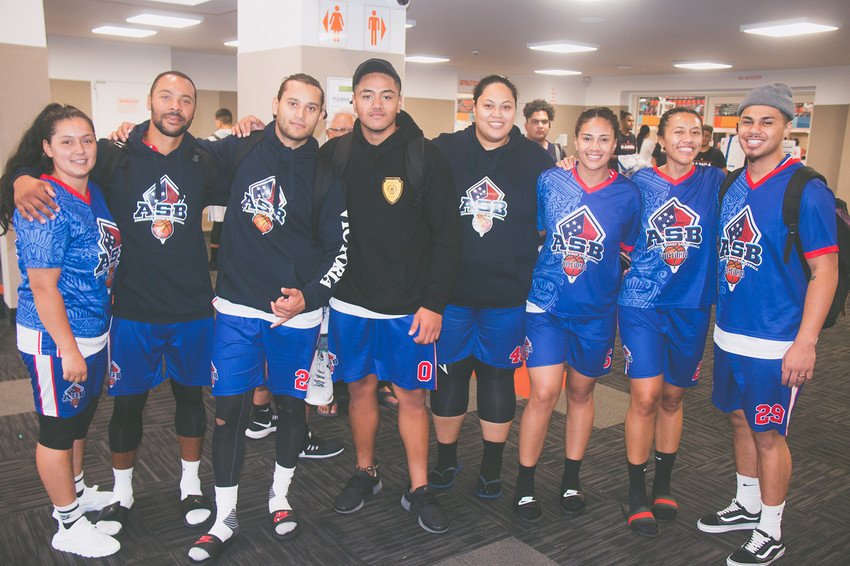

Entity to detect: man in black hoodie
[322,59,461,534]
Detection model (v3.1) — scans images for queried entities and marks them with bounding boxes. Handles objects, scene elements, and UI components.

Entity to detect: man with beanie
[323,58,461,533]
[697,83,838,566]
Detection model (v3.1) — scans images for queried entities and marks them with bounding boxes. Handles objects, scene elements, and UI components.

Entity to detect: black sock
[479,440,505,481]
[652,450,677,496]
[628,460,649,510]
[560,458,582,491]
[253,403,271,416]
[516,464,536,496]
[435,441,458,471]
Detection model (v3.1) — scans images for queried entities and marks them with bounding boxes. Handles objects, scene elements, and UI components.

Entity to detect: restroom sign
[320,1,348,47]
[364,5,390,52]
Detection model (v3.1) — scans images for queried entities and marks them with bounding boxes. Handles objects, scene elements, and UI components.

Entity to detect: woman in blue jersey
[515,107,641,522]
[0,105,122,558]
[428,75,554,499]
[618,108,724,537]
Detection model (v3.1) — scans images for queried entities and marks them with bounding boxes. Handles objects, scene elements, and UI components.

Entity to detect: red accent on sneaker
[197,535,214,544]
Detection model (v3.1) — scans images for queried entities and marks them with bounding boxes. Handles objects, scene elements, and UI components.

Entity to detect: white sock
[55,500,82,528]
[74,471,85,496]
[209,485,238,541]
[180,459,202,499]
[757,501,784,540]
[268,464,295,513]
[188,485,238,562]
[735,473,761,513]
[111,467,134,508]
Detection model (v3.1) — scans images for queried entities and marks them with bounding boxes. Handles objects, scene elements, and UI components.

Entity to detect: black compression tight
[430,356,516,423]
[211,391,254,487]
[273,394,306,468]
[170,380,206,438]
[108,381,206,453]
[38,397,100,450]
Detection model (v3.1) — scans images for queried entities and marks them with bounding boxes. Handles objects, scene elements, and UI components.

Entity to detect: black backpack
[719,165,850,328]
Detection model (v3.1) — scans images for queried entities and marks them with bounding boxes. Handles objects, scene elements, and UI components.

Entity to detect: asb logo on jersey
[327,352,339,375]
[622,344,633,373]
[210,362,219,387]
[551,205,606,283]
[133,174,188,244]
[241,176,286,234]
[719,205,762,291]
[62,383,85,407]
[646,197,702,273]
[95,218,121,290]
[108,361,121,388]
[459,176,508,237]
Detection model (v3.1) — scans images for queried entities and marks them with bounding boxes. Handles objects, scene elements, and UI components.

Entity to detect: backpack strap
[717,166,745,208]
[782,165,827,274]
[311,152,337,240]
[405,134,426,207]
[97,141,131,193]
[227,130,265,188]
[191,144,218,194]
[332,133,353,176]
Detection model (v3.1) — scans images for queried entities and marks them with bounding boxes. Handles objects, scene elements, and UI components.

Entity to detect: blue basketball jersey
[716,157,837,344]
[619,165,724,308]
[15,176,121,355]
[528,167,641,318]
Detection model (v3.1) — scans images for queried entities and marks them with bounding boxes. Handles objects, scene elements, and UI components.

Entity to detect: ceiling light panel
[92,26,157,38]
[127,14,203,28]
[741,18,839,37]
[146,0,211,6]
[405,55,450,63]
[527,41,598,53]
[673,62,733,70]
[534,69,582,75]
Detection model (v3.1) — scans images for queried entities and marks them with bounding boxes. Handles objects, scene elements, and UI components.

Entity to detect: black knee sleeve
[171,381,206,438]
[211,391,253,487]
[273,394,306,468]
[38,398,100,450]
[474,361,516,424]
[430,357,475,417]
[210,221,222,245]
[109,391,148,453]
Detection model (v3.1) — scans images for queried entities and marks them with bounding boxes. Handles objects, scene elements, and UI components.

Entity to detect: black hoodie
[320,111,461,315]
[433,125,554,308]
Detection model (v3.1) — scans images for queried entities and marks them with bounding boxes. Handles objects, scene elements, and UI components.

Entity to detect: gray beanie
[737,82,795,120]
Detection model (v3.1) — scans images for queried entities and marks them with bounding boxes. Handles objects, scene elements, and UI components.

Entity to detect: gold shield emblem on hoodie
[382,177,403,204]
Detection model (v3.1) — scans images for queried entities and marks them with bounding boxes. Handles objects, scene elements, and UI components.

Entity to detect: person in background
[610,110,637,171]
[693,124,728,172]
[0,104,122,558]
[523,99,564,161]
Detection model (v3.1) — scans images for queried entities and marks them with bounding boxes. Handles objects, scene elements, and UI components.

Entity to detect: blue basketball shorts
[618,304,711,387]
[22,348,107,418]
[712,345,801,436]
[327,308,437,390]
[525,311,616,378]
[437,305,527,368]
[210,313,320,398]
[108,316,213,395]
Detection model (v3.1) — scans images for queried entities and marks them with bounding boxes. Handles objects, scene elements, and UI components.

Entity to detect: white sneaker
[77,485,113,513]
[52,516,120,558]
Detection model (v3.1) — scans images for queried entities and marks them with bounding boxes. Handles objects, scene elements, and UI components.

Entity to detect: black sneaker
[697,499,760,533]
[401,485,449,534]
[727,529,785,566]
[334,467,382,514]
[299,429,343,459]
[245,410,278,439]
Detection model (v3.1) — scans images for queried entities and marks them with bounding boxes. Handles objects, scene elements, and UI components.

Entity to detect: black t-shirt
[610,131,636,170]
[652,143,667,167]
[694,146,727,169]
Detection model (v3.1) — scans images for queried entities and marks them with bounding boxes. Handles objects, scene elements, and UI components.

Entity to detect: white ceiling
[43,0,850,77]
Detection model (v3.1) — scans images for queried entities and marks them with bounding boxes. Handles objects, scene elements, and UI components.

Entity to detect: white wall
[172,51,237,91]
[404,64,458,100]
[0,0,46,47]
[48,35,171,83]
